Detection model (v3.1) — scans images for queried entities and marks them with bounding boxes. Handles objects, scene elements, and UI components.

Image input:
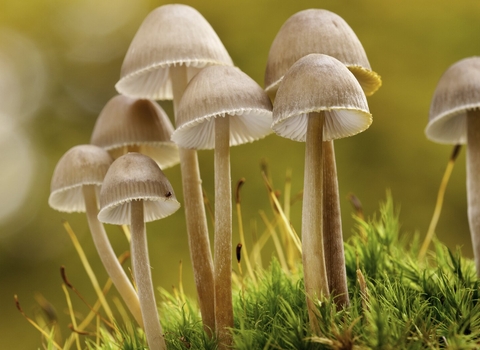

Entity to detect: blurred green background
[1,0,479,348]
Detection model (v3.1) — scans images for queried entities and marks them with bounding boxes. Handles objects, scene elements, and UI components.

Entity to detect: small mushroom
[90,95,179,169]
[425,56,480,275]
[116,5,234,332]
[48,145,143,327]
[272,54,371,333]
[98,152,180,350]
[172,65,272,347]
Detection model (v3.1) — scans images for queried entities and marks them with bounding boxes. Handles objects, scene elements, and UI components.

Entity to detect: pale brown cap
[116,4,233,100]
[272,54,371,142]
[98,153,180,225]
[265,9,381,98]
[90,95,179,168]
[171,65,272,149]
[426,57,480,144]
[49,145,113,213]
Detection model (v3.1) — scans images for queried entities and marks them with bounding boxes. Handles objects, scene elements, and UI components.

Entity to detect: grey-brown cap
[49,145,113,213]
[90,95,179,169]
[98,153,180,225]
[272,54,371,142]
[116,4,233,100]
[171,65,273,149]
[265,9,381,98]
[426,56,480,144]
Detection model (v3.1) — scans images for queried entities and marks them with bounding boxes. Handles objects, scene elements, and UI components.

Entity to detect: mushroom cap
[49,145,113,213]
[116,4,233,100]
[90,95,179,169]
[272,54,371,142]
[171,65,273,149]
[425,56,480,144]
[98,153,180,225]
[264,9,381,98]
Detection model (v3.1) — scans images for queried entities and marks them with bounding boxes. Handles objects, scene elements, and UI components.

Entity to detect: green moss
[39,195,480,349]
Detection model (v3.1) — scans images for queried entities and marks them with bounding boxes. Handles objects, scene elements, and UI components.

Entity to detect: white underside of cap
[105,142,180,170]
[171,109,273,149]
[116,61,226,100]
[425,107,475,145]
[272,108,372,142]
[98,198,181,225]
[48,183,101,213]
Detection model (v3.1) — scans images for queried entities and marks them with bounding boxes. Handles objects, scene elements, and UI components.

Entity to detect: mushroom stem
[323,140,350,308]
[214,115,234,348]
[170,65,216,334]
[467,109,480,277]
[82,185,143,327]
[130,200,166,350]
[302,112,329,334]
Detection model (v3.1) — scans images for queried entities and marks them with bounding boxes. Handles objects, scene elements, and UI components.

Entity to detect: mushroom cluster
[49,144,143,327]
[48,4,267,349]
[50,145,180,350]
[48,3,479,349]
[48,5,383,347]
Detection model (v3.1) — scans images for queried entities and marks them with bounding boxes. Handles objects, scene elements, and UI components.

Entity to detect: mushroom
[425,56,480,275]
[90,94,179,169]
[98,152,180,350]
[264,8,381,307]
[172,65,272,347]
[264,9,381,100]
[115,4,233,100]
[48,144,143,327]
[115,4,234,332]
[272,54,371,332]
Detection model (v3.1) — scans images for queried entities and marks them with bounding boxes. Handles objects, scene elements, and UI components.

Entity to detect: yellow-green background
[1,0,479,348]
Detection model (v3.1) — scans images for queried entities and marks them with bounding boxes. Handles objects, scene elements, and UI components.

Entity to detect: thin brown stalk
[419,144,462,260]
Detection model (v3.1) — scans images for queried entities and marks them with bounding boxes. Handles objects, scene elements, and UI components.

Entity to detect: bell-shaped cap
[98,153,180,225]
[90,95,179,169]
[116,4,233,100]
[171,65,273,149]
[272,54,371,142]
[425,57,480,144]
[49,145,113,213]
[265,9,381,98]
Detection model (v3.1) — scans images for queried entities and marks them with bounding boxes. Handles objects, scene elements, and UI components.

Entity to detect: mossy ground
[18,194,480,349]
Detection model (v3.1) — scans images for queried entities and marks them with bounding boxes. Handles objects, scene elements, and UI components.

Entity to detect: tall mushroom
[115,4,233,332]
[98,152,180,350]
[172,65,272,347]
[264,9,382,307]
[48,145,143,327]
[90,94,179,169]
[425,56,480,275]
[272,54,371,332]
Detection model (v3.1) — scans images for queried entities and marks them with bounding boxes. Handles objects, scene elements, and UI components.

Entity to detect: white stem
[214,116,233,348]
[170,66,216,333]
[82,185,143,327]
[323,141,349,308]
[302,112,329,334]
[467,109,480,277]
[130,200,165,350]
